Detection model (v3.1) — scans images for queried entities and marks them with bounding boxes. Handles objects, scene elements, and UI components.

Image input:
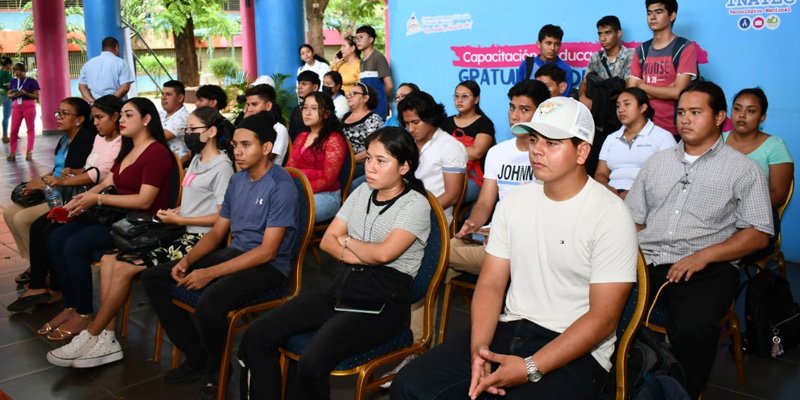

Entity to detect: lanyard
[14,78,28,104]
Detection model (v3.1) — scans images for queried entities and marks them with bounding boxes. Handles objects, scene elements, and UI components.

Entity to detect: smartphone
[461,232,485,246]
[336,50,343,59]
[334,299,385,314]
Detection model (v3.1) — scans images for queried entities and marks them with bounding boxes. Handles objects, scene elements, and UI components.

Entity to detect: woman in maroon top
[287,92,347,222]
[38,98,174,342]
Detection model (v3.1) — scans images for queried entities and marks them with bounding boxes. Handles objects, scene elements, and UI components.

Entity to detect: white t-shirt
[482,138,534,201]
[333,93,350,120]
[599,120,676,190]
[297,61,330,84]
[486,178,638,371]
[416,128,467,222]
[273,122,289,165]
[160,106,190,158]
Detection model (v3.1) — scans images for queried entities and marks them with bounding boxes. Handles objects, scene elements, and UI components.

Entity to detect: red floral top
[287,131,347,193]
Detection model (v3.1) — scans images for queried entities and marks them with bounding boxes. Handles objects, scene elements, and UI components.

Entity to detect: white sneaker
[47,330,97,367]
[72,330,124,368]
[379,354,418,389]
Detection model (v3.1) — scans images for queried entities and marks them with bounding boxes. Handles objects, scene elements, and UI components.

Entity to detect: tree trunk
[173,16,199,86]
[304,0,329,57]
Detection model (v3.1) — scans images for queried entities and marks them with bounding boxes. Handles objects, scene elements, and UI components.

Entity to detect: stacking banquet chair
[613,249,650,399]
[310,140,356,264]
[449,174,469,237]
[278,190,449,400]
[748,179,794,278]
[149,167,316,400]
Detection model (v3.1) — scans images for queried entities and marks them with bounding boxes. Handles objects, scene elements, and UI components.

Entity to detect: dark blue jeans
[391,320,607,400]
[47,221,115,314]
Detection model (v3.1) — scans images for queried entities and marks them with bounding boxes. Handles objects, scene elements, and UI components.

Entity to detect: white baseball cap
[511,97,595,144]
[250,75,275,88]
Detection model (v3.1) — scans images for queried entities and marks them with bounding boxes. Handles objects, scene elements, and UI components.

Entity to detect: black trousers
[649,262,740,399]
[27,214,62,291]
[391,320,607,400]
[141,247,286,369]
[238,279,410,400]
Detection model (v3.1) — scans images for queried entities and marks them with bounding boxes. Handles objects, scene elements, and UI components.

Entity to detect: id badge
[16,97,22,105]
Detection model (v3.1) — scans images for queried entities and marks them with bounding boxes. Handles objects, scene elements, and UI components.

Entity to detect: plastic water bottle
[44,185,63,209]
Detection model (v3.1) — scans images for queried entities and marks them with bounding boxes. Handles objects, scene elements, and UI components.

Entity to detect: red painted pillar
[32,1,69,133]
[240,0,258,81]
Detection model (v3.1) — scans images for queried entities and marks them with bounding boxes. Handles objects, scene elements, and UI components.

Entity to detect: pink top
[84,135,122,183]
[287,131,347,193]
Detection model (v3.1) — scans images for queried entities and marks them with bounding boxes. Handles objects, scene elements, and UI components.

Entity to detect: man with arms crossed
[625,81,772,399]
[392,97,638,399]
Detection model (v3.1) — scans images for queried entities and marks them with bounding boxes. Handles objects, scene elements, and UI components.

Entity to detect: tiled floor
[0,135,799,399]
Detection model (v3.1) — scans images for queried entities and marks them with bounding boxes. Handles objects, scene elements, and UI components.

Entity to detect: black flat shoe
[6,293,51,312]
[14,270,30,285]
[164,361,206,384]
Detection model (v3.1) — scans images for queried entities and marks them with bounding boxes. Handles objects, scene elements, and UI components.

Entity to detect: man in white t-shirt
[398,91,466,224]
[159,80,191,164]
[393,97,638,399]
[450,80,550,277]
[242,84,289,165]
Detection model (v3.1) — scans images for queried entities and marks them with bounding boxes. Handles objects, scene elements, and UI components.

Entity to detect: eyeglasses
[186,126,209,134]
[54,111,77,119]
[453,93,473,101]
[346,92,365,99]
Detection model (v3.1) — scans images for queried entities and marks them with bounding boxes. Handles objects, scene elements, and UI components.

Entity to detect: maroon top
[110,141,174,215]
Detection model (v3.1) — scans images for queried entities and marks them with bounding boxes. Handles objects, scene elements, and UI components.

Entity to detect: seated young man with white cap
[391,97,638,399]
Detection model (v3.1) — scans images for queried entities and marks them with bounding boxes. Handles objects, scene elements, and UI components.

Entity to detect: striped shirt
[625,137,773,265]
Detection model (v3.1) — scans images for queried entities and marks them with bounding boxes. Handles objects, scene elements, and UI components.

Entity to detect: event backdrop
[387,0,800,260]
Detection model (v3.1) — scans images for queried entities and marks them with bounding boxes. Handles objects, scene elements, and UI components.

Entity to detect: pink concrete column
[32,0,69,133]
[384,0,391,61]
[240,0,258,81]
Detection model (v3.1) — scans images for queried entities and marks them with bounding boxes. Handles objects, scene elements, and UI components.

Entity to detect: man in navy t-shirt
[517,24,574,96]
[142,111,298,399]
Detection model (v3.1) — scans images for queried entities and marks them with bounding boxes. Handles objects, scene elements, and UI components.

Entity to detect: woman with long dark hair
[238,127,430,399]
[441,80,495,204]
[286,92,347,222]
[297,44,330,82]
[594,87,675,198]
[46,106,235,368]
[331,35,361,95]
[6,96,121,313]
[37,98,174,342]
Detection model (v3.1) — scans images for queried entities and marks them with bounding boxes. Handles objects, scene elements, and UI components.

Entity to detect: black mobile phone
[334,299,385,314]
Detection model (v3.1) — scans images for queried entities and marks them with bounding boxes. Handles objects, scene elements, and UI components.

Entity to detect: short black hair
[244,83,276,103]
[297,70,321,86]
[397,91,447,129]
[397,82,421,93]
[1,56,13,67]
[538,24,564,42]
[619,87,655,120]
[356,25,377,39]
[646,0,678,15]
[680,80,727,116]
[101,36,119,50]
[507,79,550,108]
[597,15,622,31]
[733,87,769,115]
[195,85,228,110]
[163,80,185,96]
[534,63,567,84]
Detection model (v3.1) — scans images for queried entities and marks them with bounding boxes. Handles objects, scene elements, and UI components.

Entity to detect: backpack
[743,266,800,358]
[636,36,700,80]
[627,327,690,400]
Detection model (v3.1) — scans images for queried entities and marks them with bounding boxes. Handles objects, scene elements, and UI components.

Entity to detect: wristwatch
[523,356,543,383]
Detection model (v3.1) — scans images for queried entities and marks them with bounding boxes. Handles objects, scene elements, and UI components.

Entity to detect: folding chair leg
[353,370,369,400]
[216,317,239,400]
[120,286,132,338]
[437,281,455,345]
[279,354,290,400]
[730,314,746,384]
[171,345,181,369]
[150,320,163,363]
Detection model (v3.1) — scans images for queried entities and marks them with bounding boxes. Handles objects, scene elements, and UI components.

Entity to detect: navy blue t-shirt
[220,165,298,276]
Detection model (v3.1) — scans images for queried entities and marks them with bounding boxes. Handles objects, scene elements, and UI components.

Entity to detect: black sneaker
[6,293,52,312]
[199,370,221,400]
[164,360,206,384]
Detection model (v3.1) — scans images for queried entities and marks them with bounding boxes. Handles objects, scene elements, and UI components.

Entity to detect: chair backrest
[285,167,316,297]
[614,249,650,400]
[449,174,468,236]
[776,178,794,248]
[411,190,450,346]
[281,140,293,167]
[339,139,356,203]
[170,152,185,208]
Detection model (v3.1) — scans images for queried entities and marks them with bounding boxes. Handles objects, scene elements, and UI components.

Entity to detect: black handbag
[110,212,186,258]
[60,166,99,204]
[78,186,127,225]
[332,264,412,304]
[11,182,45,207]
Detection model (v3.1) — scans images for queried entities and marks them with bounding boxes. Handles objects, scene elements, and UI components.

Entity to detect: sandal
[37,307,76,336]
[46,314,93,342]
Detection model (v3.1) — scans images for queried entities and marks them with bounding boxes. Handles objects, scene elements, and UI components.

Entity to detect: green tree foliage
[18,2,86,52]
[325,0,385,50]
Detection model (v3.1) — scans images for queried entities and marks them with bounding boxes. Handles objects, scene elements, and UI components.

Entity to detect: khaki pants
[2,202,49,259]
[410,238,486,340]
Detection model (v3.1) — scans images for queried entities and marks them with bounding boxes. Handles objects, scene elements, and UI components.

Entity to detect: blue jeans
[465,177,481,204]
[314,190,340,223]
[391,320,607,399]
[47,221,115,314]
[1,96,10,137]
[349,175,367,195]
